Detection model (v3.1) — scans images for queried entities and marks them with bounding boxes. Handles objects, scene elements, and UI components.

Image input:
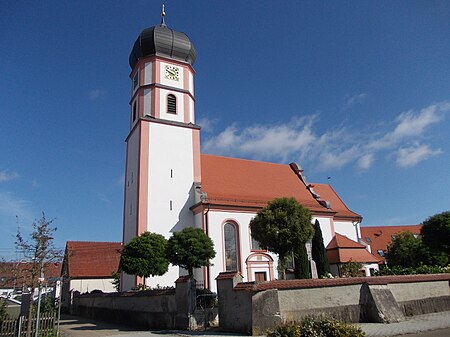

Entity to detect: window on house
[132,101,137,122]
[167,94,176,114]
[377,250,385,257]
[224,222,239,271]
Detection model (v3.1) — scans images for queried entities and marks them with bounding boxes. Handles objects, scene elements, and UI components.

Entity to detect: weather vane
[161,3,166,27]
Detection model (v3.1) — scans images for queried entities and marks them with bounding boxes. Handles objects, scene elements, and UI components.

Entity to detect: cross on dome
[161,3,166,27]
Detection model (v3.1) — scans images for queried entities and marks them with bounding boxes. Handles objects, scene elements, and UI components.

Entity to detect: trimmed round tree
[250,197,314,279]
[167,227,216,276]
[120,232,169,280]
[311,219,330,277]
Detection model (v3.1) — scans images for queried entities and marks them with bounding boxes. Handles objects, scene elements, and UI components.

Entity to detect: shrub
[267,322,302,337]
[374,264,450,276]
[267,317,366,337]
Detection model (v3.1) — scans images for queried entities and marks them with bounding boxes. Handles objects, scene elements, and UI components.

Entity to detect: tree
[294,243,311,279]
[167,227,216,276]
[421,211,450,262]
[120,232,169,282]
[15,213,61,337]
[311,219,330,277]
[250,197,314,279]
[386,231,428,268]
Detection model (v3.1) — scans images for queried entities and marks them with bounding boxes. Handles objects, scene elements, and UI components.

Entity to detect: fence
[0,313,55,337]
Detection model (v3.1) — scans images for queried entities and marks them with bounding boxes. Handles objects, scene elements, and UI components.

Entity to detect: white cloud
[368,102,449,150]
[357,154,374,170]
[201,101,448,171]
[203,116,317,162]
[0,170,19,183]
[347,93,368,106]
[396,143,442,168]
[197,116,218,133]
[89,89,107,100]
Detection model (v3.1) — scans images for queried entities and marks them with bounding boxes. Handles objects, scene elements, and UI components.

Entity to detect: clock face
[164,65,180,81]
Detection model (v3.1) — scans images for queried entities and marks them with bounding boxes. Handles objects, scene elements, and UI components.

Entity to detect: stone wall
[72,276,207,330]
[216,273,450,335]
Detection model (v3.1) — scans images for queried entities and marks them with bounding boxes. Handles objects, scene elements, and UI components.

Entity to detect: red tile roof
[64,241,122,278]
[0,262,61,288]
[200,155,360,219]
[313,184,361,220]
[326,233,380,264]
[360,225,422,264]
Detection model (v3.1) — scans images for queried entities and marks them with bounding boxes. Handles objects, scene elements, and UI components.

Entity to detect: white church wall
[144,62,153,85]
[143,88,152,116]
[314,216,334,246]
[334,221,358,242]
[123,127,140,244]
[144,122,196,289]
[207,210,280,291]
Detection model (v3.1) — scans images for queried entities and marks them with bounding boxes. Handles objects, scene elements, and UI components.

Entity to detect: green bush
[267,322,302,337]
[375,264,450,276]
[267,317,366,337]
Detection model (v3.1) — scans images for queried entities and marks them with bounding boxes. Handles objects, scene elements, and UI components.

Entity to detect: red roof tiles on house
[0,262,61,288]
[64,241,121,278]
[360,225,422,264]
[326,233,380,264]
[200,155,360,219]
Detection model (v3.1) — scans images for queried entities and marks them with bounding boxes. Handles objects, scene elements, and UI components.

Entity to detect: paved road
[59,311,450,337]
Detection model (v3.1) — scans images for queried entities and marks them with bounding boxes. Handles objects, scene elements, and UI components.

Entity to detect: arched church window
[224,222,239,271]
[167,94,176,114]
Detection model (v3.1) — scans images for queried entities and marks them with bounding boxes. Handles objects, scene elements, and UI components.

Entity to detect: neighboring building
[361,225,422,264]
[326,233,379,276]
[121,14,371,291]
[61,241,121,309]
[0,261,61,298]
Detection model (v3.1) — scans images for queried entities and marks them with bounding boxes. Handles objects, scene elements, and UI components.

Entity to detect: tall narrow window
[132,101,137,122]
[224,222,239,271]
[167,94,176,114]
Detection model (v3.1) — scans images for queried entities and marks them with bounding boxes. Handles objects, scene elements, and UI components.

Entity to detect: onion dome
[129,24,196,69]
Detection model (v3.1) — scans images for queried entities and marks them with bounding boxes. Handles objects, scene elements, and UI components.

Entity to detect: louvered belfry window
[167,94,177,114]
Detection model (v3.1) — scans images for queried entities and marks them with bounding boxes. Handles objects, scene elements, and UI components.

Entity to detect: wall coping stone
[74,288,175,298]
[233,273,450,292]
[216,271,243,280]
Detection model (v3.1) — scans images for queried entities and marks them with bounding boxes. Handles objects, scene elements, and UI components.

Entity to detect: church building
[121,12,378,292]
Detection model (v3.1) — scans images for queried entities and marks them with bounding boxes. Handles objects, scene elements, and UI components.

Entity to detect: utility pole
[34,261,44,337]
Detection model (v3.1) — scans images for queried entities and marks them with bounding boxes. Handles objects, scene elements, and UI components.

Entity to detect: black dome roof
[129,25,196,69]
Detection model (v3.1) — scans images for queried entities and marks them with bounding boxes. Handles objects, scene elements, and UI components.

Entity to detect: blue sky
[1,1,449,259]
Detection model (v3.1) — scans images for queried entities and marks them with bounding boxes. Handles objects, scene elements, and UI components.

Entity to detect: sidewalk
[60,311,450,337]
[356,310,450,337]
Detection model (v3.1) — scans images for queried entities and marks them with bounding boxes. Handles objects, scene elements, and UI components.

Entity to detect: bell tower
[122,8,201,290]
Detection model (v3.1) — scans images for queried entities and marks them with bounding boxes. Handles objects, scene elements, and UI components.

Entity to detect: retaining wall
[216,273,450,335]
[72,276,204,330]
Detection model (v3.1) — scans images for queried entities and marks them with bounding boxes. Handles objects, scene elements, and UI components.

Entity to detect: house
[361,225,422,265]
[121,15,373,291]
[0,261,61,299]
[61,241,121,310]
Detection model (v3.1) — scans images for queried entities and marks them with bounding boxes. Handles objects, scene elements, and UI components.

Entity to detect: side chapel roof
[326,233,379,264]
